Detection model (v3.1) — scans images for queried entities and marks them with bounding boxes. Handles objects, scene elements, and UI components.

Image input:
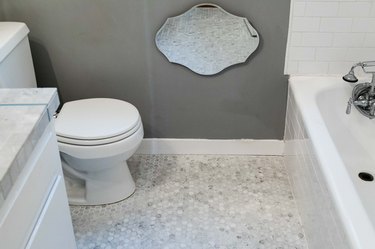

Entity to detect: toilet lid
[55,98,140,140]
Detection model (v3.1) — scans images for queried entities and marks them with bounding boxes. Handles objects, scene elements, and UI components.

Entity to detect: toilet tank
[0,22,37,88]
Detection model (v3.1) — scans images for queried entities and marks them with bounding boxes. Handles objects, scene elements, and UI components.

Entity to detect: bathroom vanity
[0,89,76,249]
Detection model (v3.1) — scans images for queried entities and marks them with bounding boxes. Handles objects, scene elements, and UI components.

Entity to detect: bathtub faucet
[344,61,375,119]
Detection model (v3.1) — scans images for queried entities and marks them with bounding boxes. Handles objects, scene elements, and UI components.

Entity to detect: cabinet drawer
[25,176,76,249]
[0,125,60,249]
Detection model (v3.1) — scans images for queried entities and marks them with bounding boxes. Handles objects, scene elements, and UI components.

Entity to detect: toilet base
[62,159,136,206]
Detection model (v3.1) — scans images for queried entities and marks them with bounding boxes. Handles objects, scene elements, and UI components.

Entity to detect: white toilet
[0,22,144,205]
[55,98,143,205]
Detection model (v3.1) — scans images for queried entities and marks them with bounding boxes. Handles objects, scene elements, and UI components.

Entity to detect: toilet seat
[57,119,144,160]
[55,98,140,140]
[57,117,142,146]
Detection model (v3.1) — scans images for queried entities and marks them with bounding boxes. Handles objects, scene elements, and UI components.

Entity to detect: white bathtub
[285,76,375,249]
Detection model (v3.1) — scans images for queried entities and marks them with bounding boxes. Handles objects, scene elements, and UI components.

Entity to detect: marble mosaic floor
[70,155,308,249]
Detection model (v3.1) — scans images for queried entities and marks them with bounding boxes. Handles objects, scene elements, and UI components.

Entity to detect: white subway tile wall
[285,0,375,75]
[284,88,350,249]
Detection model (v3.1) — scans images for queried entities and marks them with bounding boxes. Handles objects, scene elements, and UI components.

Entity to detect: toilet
[55,98,143,205]
[0,22,143,205]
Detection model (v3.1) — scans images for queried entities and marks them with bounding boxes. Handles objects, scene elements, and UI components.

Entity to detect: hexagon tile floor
[70,155,308,249]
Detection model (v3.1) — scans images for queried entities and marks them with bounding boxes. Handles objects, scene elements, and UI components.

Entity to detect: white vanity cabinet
[0,122,77,249]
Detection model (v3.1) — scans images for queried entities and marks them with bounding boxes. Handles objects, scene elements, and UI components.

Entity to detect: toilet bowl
[55,98,144,205]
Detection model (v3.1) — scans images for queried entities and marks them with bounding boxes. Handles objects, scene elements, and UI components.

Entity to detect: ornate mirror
[155,3,260,75]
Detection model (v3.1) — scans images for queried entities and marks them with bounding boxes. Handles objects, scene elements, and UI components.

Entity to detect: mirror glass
[155,3,260,75]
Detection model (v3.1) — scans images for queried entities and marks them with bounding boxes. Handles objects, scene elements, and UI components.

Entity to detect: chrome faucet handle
[353,99,369,107]
[346,98,353,114]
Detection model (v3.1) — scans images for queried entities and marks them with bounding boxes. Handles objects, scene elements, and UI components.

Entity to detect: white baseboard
[135,139,284,155]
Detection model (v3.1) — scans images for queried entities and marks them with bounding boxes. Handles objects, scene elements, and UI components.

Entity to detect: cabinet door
[25,175,77,249]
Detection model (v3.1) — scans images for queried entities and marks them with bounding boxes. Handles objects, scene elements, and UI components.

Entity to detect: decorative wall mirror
[155,3,260,75]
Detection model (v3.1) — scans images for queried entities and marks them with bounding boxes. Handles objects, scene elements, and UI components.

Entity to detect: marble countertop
[0,88,60,118]
[0,88,59,206]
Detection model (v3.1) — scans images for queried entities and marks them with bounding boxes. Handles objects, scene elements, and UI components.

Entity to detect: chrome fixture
[342,64,360,83]
[344,61,375,119]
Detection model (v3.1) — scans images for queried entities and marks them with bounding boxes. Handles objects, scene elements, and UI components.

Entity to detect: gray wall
[1,0,290,139]
[0,8,4,20]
